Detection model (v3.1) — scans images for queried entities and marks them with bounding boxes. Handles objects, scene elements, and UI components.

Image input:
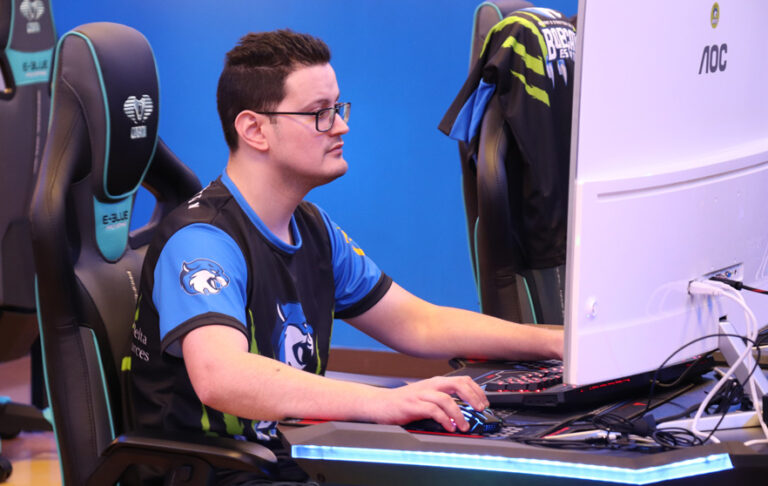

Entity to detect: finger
[424,391,469,432]
[439,376,488,410]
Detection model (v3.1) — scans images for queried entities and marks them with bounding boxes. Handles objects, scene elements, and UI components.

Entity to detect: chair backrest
[0,0,55,361]
[29,22,201,485]
[456,1,572,325]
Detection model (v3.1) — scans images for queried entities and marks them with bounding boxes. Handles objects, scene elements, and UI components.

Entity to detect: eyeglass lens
[318,103,350,132]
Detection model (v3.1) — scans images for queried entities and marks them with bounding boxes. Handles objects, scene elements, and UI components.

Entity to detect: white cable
[693,282,756,444]
[686,279,767,447]
[744,375,768,447]
[687,282,748,439]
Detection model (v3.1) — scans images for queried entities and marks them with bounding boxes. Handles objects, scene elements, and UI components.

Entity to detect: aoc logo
[179,259,230,296]
[699,44,727,74]
[699,3,726,75]
[711,3,720,29]
[123,95,154,139]
[272,302,315,370]
[19,0,45,34]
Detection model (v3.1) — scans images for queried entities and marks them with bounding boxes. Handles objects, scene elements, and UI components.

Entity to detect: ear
[234,110,270,152]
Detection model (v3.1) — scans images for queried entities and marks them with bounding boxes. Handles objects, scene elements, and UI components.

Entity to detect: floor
[0,355,61,485]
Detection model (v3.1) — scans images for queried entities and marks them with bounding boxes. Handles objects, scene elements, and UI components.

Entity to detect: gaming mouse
[405,399,502,435]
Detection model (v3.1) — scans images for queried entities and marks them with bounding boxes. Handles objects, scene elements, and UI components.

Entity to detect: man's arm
[181,324,489,433]
[345,282,564,361]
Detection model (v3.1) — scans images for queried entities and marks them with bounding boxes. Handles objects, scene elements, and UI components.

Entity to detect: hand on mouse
[366,375,489,432]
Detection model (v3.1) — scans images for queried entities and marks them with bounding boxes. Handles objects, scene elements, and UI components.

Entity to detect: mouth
[328,141,344,154]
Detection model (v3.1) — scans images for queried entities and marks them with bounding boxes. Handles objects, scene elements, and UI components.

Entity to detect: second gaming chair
[0,0,55,480]
[30,22,276,485]
[0,0,55,328]
[455,0,569,325]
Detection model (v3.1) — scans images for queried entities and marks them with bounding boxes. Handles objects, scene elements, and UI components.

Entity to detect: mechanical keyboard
[446,356,714,408]
[480,361,563,392]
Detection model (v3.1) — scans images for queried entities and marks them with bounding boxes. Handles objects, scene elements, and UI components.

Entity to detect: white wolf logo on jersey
[272,302,315,370]
[179,259,230,295]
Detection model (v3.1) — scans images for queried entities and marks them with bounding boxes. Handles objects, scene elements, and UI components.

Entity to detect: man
[128,29,563,483]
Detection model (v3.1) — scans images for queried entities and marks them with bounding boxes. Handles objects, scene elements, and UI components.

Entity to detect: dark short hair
[216,29,331,150]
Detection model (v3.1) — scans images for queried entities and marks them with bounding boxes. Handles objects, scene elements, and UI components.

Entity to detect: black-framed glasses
[256,102,351,132]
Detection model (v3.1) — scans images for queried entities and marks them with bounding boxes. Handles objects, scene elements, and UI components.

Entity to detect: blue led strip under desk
[291,445,732,485]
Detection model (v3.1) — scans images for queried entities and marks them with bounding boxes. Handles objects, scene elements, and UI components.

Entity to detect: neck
[226,151,306,245]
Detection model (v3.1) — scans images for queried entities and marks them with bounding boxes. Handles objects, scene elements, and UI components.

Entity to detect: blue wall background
[54,0,576,351]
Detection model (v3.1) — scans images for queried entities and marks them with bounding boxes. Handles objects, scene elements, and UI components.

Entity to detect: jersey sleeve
[316,207,392,319]
[153,223,248,356]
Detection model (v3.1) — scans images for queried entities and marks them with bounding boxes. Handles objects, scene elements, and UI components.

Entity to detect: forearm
[207,354,378,421]
[184,327,491,433]
[410,304,564,361]
[186,339,381,422]
[348,283,563,361]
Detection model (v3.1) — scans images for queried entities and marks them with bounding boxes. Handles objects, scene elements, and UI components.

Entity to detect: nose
[329,113,350,136]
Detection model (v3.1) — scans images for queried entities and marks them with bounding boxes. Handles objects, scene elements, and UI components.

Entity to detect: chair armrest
[87,430,277,486]
[0,401,52,437]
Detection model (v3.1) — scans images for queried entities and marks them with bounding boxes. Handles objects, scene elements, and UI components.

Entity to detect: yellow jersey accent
[502,36,545,75]
[510,70,551,106]
[248,309,259,354]
[339,227,366,255]
[223,413,244,436]
[481,15,547,62]
[339,228,351,244]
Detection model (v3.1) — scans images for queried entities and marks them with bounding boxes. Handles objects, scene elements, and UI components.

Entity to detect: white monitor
[564,0,768,386]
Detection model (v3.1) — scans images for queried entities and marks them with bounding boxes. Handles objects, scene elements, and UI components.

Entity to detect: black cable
[656,376,743,424]
[645,329,764,447]
[653,352,711,389]
[709,275,768,295]
[652,427,704,448]
[656,403,703,424]
[644,332,758,416]
[518,332,761,452]
[589,409,703,450]
[705,377,744,414]
[511,429,667,453]
[509,285,767,452]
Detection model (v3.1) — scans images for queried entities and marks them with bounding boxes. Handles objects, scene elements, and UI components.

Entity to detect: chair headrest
[52,22,159,202]
[1,0,56,90]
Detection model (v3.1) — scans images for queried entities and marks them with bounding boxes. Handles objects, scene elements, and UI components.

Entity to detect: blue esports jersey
[126,171,392,443]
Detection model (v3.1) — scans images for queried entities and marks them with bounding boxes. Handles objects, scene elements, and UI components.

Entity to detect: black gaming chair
[455,0,568,325]
[0,0,55,480]
[29,22,276,485]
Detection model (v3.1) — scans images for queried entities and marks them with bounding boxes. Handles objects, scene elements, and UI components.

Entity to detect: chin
[327,157,349,179]
[308,159,348,188]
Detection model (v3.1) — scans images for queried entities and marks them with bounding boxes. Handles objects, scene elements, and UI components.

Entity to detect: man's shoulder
[145,178,237,256]
[160,178,234,230]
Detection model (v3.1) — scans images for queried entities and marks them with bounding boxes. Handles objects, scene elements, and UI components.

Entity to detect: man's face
[266,63,350,190]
